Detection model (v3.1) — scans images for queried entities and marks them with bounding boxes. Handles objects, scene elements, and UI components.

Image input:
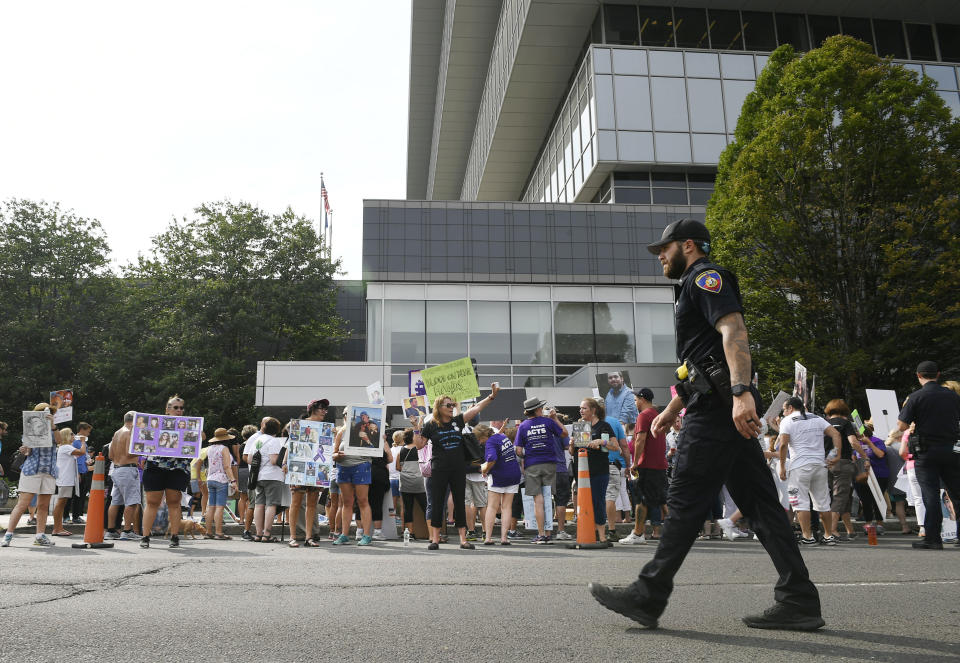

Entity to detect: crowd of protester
[2,380,956,550]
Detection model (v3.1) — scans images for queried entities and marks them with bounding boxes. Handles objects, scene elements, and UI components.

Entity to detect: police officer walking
[590,219,823,631]
[896,361,960,550]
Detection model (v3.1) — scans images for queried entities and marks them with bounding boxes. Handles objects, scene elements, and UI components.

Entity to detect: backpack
[248,449,262,490]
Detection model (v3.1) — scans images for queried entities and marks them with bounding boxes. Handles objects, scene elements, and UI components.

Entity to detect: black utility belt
[909,435,959,455]
[115,463,138,468]
[674,356,732,407]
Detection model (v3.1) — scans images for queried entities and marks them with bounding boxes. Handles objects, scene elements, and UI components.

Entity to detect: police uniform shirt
[674,257,744,368]
[898,382,960,443]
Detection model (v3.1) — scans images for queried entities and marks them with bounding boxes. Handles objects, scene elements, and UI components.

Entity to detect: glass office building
[264,1,960,411]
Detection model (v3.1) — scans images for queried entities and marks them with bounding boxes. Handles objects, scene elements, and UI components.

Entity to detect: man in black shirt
[897,361,960,550]
[590,219,823,631]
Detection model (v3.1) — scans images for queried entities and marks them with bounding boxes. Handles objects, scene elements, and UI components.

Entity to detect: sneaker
[139,536,150,549]
[506,530,523,540]
[840,533,857,542]
[71,517,85,524]
[942,537,958,544]
[119,530,141,541]
[822,535,838,546]
[169,535,180,549]
[619,531,647,545]
[427,542,439,550]
[332,534,350,546]
[555,530,573,540]
[33,535,55,547]
[105,530,121,540]
[371,530,386,541]
[875,525,885,536]
[742,603,824,631]
[543,534,553,544]
[734,528,752,539]
[588,583,658,629]
[717,517,737,541]
[355,528,363,541]
[27,517,37,526]
[242,530,254,541]
[800,537,818,546]
[357,535,373,546]
[532,535,546,545]
[2,532,13,547]
[466,530,480,541]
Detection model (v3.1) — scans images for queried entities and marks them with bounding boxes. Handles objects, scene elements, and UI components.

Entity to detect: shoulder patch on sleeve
[694,269,723,294]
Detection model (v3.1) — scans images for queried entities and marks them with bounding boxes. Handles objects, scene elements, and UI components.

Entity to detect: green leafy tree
[709,36,960,409]
[122,200,346,426]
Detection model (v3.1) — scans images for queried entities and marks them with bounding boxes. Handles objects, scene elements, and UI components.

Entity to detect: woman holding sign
[414,383,500,551]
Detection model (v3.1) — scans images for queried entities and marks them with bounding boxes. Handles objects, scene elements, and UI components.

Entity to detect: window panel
[384,300,425,364]
[721,53,756,79]
[636,303,676,363]
[604,4,639,45]
[938,24,960,62]
[674,8,709,49]
[617,131,655,161]
[741,12,777,51]
[808,15,840,47]
[936,90,960,116]
[776,13,810,51]
[723,79,755,132]
[512,301,552,365]
[708,9,744,50]
[925,65,959,90]
[612,49,647,75]
[597,130,618,160]
[906,23,937,61]
[652,187,689,204]
[595,74,616,129]
[692,133,728,163]
[874,20,907,59]
[638,5,675,48]
[688,79,725,131]
[554,302,594,365]
[366,300,382,362]
[841,17,874,52]
[613,75,652,130]
[654,133,692,163]
[688,188,714,205]
[426,301,466,363]
[469,301,510,364]
[650,77,688,131]
[593,47,611,74]
[685,51,720,78]
[595,303,636,363]
[648,50,684,76]
[614,187,651,204]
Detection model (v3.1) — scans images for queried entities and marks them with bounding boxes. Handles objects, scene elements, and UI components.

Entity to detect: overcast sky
[0,1,411,279]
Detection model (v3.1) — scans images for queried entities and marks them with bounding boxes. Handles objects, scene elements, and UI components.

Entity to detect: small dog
[166,520,207,539]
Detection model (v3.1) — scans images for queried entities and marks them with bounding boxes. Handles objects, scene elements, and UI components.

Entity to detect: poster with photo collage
[129,411,204,459]
[286,419,335,488]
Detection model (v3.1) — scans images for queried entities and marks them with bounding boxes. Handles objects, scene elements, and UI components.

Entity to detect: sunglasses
[442,403,455,408]
[169,405,184,411]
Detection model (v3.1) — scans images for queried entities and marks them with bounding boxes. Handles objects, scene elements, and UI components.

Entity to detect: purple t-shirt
[514,416,566,467]
[484,433,522,487]
[863,436,889,478]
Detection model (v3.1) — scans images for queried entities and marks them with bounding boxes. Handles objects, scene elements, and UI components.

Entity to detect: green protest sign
[422,357,480,406]
[851,409,866,434]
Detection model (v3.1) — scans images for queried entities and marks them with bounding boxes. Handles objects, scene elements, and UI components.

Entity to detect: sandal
[215,534,232,540]
[483,540,496,545]
[305,539,320,547]
[204,534,216,539]
[261,536,279,543]
[460,542,475,550]
[288,540,300,548]
[52,531,73,537]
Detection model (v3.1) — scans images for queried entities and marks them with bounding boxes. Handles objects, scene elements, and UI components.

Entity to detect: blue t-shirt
[73,438,88,475]
[484,433,522,487]
[514,416,566,467]
[605,416,627,469]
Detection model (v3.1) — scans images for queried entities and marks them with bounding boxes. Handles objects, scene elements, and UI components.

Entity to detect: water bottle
[403,528,410,547]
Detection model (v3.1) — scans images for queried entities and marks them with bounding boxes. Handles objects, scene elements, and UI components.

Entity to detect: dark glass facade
[334,280,366,361]
[362,201,706,284]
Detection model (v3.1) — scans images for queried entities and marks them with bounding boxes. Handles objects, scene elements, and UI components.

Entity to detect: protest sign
[342,404,386,458]
[793,362,808,407]
[595,371,633,400]
[763,391,791,432]
[49,389,74,424]
[366,381,384,405]
[408,370,426,397]
[22,410,53,448]
[865,389,900,439]
[129,411,203,459]
[570,421,591,448]
[421,357,480,405]
[402,395,427,419]
[285,419,335,487]
[850,409,866,434]
[865,467,885,517]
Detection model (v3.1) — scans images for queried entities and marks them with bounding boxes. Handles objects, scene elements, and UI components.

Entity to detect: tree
[122,200,346,426]
[708,36,960,410]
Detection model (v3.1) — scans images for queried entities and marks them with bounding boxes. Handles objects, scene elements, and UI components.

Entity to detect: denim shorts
[390,478,400,497]
[207,480,229,507]
[336,462,371,485]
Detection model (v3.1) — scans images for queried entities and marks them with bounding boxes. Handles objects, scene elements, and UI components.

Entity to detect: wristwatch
[731,384,750,397]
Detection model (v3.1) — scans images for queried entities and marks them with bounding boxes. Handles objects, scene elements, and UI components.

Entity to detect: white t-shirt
[56,444,79,486]
[388,446,402,480]
[779,412,830,471]
[242,431,263,459]
[256,435,285,482]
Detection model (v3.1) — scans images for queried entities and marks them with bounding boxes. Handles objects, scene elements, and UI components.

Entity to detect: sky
[0,1,411,279]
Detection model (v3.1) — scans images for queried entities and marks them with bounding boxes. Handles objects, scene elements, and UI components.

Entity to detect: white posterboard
[763,391,791,431]
[865,466,885,517]
[865,389,900,439]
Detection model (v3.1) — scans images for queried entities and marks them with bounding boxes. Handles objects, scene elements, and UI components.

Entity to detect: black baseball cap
[916,361,939,376]
[646,219,711,255]
[634,387,654,401]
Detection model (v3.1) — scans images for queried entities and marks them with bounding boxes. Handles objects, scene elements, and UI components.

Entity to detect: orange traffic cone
[566,449,608,549]
[72,453,114,549]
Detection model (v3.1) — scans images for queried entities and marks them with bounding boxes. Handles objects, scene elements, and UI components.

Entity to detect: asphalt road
[1,533,957,663]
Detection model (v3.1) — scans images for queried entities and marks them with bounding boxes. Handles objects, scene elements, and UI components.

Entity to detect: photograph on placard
[403,395,428,419]
[49,389,74,424]
[22,410,54,448]
[793,361,808,407]
[286,419,335,487]
[128,411,203,459]
[342,404,386,457]
[571,421,591,447]
[595,370,633,400]
[366,381,384,405]
[408,369,426,397]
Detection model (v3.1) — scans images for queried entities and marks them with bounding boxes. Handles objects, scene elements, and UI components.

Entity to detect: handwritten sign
[421,357,480,405]
[850,409,866,434]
